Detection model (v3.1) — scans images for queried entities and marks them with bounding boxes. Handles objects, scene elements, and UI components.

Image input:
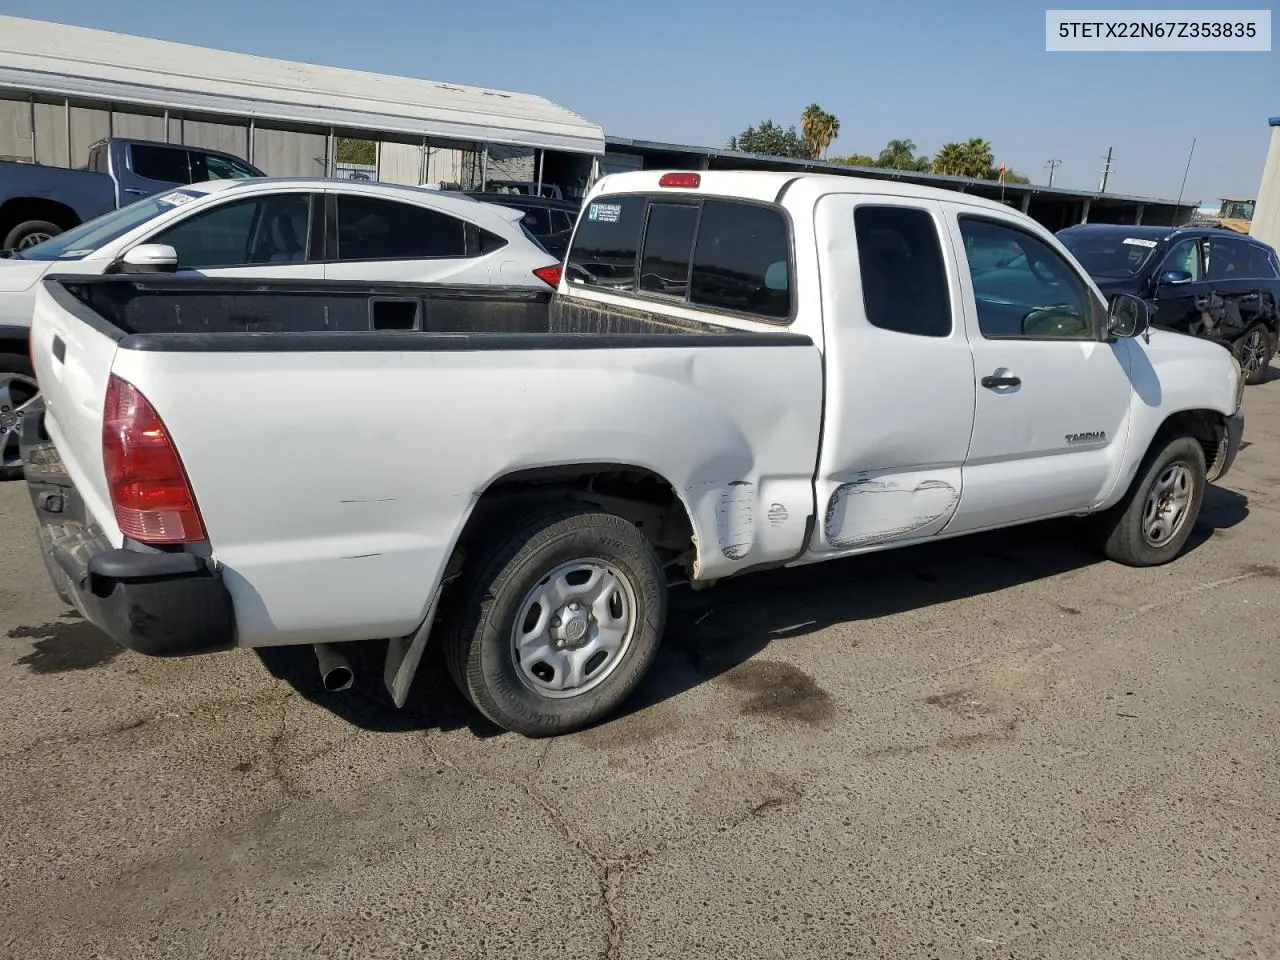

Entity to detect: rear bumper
[1210,409,1245,483]
[20,405,236,657]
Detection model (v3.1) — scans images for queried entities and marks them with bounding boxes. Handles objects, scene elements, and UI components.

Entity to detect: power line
[1045,158,1062,188]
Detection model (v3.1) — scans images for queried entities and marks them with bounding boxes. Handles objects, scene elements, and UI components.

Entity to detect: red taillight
[659,172,701,188]
[533,263,562,288]
[102,374,206,544]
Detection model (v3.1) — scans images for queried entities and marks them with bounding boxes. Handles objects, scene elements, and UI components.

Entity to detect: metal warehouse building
[1251,116,1280,251]
[0,16,603,194]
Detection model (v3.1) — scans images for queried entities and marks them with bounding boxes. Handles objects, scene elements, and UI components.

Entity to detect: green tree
[875,138,930,172]
[727,120,811,159]
[828,153,876,167]
[987,166,1030,184]
[801,104,840,160]
[336,137,375,165]
[931,138,994,178]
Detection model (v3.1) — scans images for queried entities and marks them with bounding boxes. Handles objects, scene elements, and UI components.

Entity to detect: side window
[192,152,260,182]
[1247,243,1280,279]
[959,216,1094,340]
[519,207,554,236]
[1160,238,1203,281]
[853,205,951,337]
[690,200,791,319]
[150,194,312,268]
[550,211,575,233]
[335,195,466,261]
[566,195,645,290]
[1205,236,1249,281]
[129,145,192,184]
[639,203,698,297]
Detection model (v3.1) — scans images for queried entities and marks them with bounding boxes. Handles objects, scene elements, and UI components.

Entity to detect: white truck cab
[21,170,1244,737]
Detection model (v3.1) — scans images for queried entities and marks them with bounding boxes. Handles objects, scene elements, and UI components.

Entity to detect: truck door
[942,207,1134,535]
[808,195,976,556]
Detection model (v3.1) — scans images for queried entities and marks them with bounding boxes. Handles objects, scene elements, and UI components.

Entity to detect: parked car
[0,177,559,478]
[21,170,1243,737]
[1057,224,1280,384]
[482,180,565,201]
[466,191,580,259]
[0,137,264,251]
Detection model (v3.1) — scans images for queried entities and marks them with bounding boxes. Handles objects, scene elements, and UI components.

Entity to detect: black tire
[1095,433,1206,567]
[3,220,62,252]
[1233,322,1275,386]
[0,352,38,482]
[444,504,666,737]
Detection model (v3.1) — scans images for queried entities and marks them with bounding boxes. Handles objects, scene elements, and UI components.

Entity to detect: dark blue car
[1058,224,1280,384]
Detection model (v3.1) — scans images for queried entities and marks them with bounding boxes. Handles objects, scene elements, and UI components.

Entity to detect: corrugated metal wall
[0,90,528,194]
[1251,125,1280,253]
[377,140,421,185]
[253,125,328,177]
[0,95,32,161]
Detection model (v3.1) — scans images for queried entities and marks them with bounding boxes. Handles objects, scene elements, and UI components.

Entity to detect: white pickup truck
[21,170,1245,737]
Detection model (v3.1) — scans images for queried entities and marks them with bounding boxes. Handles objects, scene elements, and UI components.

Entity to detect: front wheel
[1095,434,1206,567]
[1233,322,1275,385]
[444,505,667,737]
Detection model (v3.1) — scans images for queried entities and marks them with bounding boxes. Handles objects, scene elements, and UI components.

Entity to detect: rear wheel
[1094,434,1206,567]
[444,505,666,737]
[0,353,39,481]
[1233,322,1274,385]
[3,220,62,252]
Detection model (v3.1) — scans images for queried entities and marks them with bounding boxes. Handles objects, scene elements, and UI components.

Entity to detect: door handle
[981,375,1021,389]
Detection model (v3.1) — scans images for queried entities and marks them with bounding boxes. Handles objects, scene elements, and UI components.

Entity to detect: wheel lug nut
[569,602,580,611]
[550,617,561,628]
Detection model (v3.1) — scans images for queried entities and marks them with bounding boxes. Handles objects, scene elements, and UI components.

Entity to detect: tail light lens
[533,264,562,288]
[102,374,206,544]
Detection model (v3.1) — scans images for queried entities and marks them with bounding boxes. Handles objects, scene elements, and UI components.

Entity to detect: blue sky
[2,0,1275,204]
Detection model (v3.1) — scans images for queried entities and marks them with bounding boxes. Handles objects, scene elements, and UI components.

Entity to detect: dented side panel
[823,471,962,549]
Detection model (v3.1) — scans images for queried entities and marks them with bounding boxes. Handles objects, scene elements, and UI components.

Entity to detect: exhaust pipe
[314,643,354,692]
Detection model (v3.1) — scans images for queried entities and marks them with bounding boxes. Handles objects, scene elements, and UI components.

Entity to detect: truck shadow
[257,485,1248,737]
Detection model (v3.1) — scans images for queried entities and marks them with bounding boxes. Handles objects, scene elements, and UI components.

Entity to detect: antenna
[1045,158,1062,187]
[1174,137,1197,225]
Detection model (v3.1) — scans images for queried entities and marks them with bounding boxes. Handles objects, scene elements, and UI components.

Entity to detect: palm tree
[877,138,929,172]
[801,104,826,159]
[931,142,967,176]
[818,111,840,159]
[960,138,994,177]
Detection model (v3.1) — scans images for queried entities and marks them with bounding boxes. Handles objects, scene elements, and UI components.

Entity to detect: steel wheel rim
[1241,330,1267,378]
[509,558,638,700]
[1142,460,1195,548]
[0,372,39,469]
[16,231,52,250]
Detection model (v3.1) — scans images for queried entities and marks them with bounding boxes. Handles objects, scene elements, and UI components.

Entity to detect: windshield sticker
[1122,237,1158,248]
[157,191,201,207]
[587,202,622,224]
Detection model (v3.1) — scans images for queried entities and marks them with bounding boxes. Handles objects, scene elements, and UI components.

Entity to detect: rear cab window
[566,193,793,322]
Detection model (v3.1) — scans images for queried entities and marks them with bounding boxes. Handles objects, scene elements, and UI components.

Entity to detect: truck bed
[55,275,749,343]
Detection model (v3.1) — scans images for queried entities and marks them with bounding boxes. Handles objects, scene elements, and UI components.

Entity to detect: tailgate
[27,279,122,544]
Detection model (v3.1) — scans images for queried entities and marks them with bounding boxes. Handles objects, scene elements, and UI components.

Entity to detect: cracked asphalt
[3,380,1280,960]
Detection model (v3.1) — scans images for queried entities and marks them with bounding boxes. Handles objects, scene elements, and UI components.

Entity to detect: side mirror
[1107,293,1150,340]
[117,243,179,274]
[1157,269,1193,286]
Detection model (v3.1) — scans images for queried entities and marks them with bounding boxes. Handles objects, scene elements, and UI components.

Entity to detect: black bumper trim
[1213,410,1245,482]
[21,403,237,658]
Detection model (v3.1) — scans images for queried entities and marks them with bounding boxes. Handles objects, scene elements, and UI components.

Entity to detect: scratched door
[806,194,977,558]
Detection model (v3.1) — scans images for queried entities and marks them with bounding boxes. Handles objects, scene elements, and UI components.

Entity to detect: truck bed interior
[50,275,746,342]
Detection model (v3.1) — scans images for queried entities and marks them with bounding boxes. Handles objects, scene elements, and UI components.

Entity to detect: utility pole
[1174,137,1196,225]
[1098,146,1114,193]
[1045,158,1062,187]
